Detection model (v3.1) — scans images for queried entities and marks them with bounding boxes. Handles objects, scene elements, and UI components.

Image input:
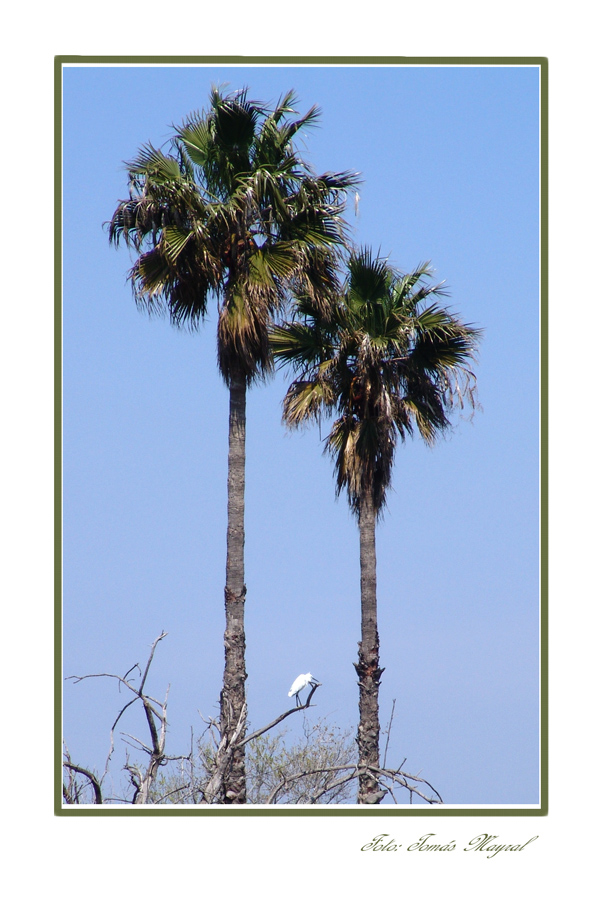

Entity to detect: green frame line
[55,55,548,817]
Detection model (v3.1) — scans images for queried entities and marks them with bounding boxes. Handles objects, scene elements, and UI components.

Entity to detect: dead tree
[64,631,188,804]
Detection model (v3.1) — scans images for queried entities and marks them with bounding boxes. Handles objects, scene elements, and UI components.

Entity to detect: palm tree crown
[271,247,481,515]
[108,87,358,382]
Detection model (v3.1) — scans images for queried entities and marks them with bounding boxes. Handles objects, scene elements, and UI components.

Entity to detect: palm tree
[270,248,481,804]
[108,87,358,803]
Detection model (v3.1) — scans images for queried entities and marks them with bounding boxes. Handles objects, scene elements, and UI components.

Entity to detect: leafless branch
[264,759,442,806]
[382,699,396,768]
[63,745,103,804]
[372,763,443,804]
[239,682,322,747]
[266,763,358,804]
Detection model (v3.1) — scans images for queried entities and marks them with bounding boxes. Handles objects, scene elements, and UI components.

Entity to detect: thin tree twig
[382,699,396,769]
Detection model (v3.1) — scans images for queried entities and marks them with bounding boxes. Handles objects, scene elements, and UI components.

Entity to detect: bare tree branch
[239,682,322,748]
[372,763,443,804]
[263,759,442,806]
[382,699,396,769]
[63,745,103,804]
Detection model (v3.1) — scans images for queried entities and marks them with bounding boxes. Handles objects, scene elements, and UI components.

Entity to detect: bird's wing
[290,674,305,694]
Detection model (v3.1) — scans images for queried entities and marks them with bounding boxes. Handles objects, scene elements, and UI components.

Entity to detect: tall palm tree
[271,248,481,804]
[108,87,358,803]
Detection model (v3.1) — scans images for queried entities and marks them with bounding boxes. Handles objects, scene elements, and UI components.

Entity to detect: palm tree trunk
[355,491,385,804]
[220,372,248,803]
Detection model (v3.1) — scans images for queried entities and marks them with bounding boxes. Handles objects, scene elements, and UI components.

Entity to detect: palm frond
[282,378,334,428]
[174,116,213,170]
[249,244,297,285]
[270,321,333,371]
[161,226,194,264]
[126,143,184,183]
[133,249,173,300]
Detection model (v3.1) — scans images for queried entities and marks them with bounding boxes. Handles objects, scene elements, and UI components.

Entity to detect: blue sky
[61,63,540,805]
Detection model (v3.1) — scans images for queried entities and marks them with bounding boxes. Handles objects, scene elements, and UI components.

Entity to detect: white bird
[288,672,319,707]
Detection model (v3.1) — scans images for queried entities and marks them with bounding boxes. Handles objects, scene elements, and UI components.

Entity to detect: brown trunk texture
[354,492,385,804]
[220,374,248,803]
